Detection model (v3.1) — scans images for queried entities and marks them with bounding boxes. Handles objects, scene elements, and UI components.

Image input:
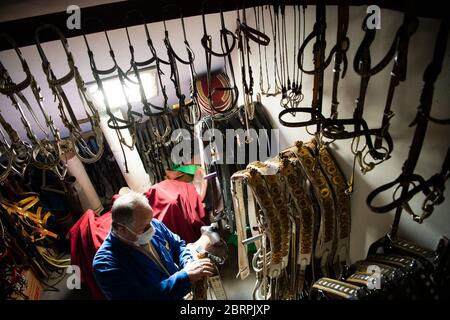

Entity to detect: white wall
[236,5,450,262]
[0,5,449,263]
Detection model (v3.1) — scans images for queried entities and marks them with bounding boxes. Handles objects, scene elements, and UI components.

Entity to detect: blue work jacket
[93,219,194,300]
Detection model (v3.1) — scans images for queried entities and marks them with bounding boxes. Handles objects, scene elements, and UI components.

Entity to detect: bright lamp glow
[88,68,157,111]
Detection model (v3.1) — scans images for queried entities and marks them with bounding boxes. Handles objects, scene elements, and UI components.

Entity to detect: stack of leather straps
[199,101,276,235]
[230,138,350,300]
[310,236,450,300]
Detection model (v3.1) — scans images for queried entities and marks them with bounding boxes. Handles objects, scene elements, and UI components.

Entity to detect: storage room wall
[0,5,449,263]
[234,5,450,262]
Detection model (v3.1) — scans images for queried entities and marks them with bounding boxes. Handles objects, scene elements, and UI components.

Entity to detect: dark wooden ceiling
[0,0,446,51]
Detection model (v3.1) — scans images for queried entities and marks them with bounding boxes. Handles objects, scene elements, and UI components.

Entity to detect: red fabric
[69,180,208,299]
[145,179,210,243]
[69,209,111,300]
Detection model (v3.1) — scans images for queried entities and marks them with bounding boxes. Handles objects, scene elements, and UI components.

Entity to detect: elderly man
[93,191,214,300]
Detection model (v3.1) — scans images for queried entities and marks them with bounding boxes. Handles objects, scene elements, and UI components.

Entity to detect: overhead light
[87,67,158,111]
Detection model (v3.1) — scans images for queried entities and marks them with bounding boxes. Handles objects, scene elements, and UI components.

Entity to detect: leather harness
[123,10,172,145]
[367,17,449,230]
[162,5,201,126]
[34,24,104,165]
[0,32,67,180]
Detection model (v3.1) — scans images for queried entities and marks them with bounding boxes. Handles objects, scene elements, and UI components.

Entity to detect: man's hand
[183,258,215,283]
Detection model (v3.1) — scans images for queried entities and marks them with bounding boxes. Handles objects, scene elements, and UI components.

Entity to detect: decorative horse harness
[34,24,104,165]
[231,138,350,299]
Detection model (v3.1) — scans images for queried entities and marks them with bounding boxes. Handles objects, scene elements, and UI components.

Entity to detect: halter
[0,32,67,180]
[279,1,349,135]
[321,8,418,168]
[122,10,172,144]
[236,2,270,143]
[34,24,104,165]
[161,5,201,126]
[367,17,449,232]
[200,0,239,118]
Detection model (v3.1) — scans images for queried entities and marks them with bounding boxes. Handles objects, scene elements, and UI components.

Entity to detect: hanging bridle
[82,18,143,172]
[122,11,173,145]
[279,0,349,134]
[367,17,449,226]
[162,5,201,127]
[0,110,30,178]
[200,0,239,119]
[34,24,104,166]
[0,133,14,183]
[321,8,418,170]
[0,32,67,180]
[236,2,270,143]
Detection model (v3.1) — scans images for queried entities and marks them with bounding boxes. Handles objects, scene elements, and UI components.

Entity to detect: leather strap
[160,8,201,126]
[230,172,251,279]
[375,8,418,149]
[330,3,349,120]
[320,9,417,169]
[201,1,239,120]
[208,274,227,299]
[285,141,336,278]
[0,110,31,176]
[245,162,283,274]
[81,18,139,170]
[367,253,417,270]
[35,24,104,165]
[308,139,350,277]
[0,137,14,183]
[254,160,290,265]
[312,277,361,300]
[278,155,314,294]
[0,34,66,179]
[367,17,449,229]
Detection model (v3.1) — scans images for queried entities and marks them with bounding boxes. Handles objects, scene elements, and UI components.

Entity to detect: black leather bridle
[367,17,449,229]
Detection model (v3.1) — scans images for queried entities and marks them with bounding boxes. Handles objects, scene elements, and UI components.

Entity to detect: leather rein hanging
[34,24,104,165]
[321,8,418,171]
[123,10,173,144]
[367,17,450,228]
[201,0,239,120]
[0,32,67,180]
[0,127,14,183]
[0,110,30,178]
[236,2,270,143]
[279,0,349,134]
[162,5,201,127]
[82,18,143,172]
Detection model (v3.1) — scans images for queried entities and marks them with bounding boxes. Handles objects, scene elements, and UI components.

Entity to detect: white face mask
[123,223,155,246]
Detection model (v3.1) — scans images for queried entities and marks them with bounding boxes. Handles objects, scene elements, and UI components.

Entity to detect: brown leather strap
[308,139,350,277]
[289,141,336,277]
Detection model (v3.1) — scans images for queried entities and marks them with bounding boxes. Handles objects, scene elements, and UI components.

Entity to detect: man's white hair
[111,191,151,228]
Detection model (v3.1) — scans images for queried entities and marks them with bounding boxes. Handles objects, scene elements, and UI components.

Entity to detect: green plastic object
[227,232,257,253]
[171,164,200,176]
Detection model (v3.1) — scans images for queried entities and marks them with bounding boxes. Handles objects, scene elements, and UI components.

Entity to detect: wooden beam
[0,0,445,51]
